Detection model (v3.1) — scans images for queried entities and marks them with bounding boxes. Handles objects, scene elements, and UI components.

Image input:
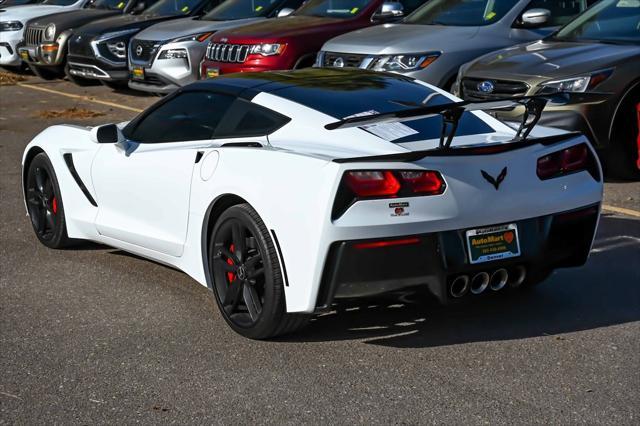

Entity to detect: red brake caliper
[635,103,640,170]
[52,197,58,215]
[226,244,236,283]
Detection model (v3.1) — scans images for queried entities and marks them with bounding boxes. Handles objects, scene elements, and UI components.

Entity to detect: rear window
[268,70,494,143]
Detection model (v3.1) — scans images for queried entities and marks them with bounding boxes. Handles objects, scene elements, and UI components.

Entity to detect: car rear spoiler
[326,92,608,162]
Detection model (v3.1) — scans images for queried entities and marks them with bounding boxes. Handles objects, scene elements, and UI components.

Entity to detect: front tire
[209,204,308,339]
[607,89,640,180]
[100,80,128,91]
[28,64,64,80]
[25,153,71,248]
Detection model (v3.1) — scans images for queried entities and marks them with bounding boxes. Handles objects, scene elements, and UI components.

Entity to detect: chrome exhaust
[508,266,527,288]
[470,272,490,295]
[490,269,509,291]
[450,275,470,298]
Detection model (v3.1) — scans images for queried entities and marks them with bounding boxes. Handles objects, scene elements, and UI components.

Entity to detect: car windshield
[41,0,78,5]
[202,0,279,20]
[294,0,373,19]
[554,0,640,44]
[88,0,129,10]
[144,0,203,16]
[404,0,520,26]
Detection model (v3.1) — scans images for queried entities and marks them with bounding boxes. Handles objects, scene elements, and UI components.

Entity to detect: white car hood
[0,5,67,22]
[134,16,266,41]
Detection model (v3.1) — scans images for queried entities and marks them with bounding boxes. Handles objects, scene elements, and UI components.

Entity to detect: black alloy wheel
[209,204,308,339]
[25,153,70,248]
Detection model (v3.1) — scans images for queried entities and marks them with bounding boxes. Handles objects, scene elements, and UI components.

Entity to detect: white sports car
[22,69,603,339]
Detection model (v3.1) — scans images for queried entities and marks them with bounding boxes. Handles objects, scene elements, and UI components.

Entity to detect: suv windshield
[404,0,520,26]
[88,0,129,10]
[295,0,373,19]
[554,0,640,44]
[145,0,203,16]
[41,0,78,5]
[203,0,279,20]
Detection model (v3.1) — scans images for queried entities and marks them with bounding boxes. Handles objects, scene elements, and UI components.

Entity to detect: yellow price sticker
[484,11,496,20]
[181,6,189,12]
[255,5,263,11]
[116,1,124,8]
[350,7,359,14]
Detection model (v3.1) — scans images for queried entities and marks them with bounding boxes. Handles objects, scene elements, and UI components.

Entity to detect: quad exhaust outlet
[449,266,527,298]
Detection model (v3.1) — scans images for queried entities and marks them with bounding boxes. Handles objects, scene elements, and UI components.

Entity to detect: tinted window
[41,0,77,5]
[525,0,589,26]
[144,0,208,16]
[125,91,235,143]
[554,0,640,43]
[404,0,520,26]
[203,0,300,20]
[216,99,291,138]
[295,0,375,19]
[88,0,130,10]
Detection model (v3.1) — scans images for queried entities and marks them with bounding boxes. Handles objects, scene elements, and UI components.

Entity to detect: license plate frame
[131,66,145,80]
[205,67,219,79]
[466,223,521,264]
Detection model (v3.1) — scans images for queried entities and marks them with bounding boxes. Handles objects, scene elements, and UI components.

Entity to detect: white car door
[91,90,236,257]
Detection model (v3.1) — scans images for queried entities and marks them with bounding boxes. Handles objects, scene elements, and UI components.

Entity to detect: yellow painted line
[17,82,144,113]
[602,204,640,218]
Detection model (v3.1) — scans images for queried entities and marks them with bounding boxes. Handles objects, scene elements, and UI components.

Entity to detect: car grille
[205,43,251,63]
[24,26,45,47]
[68,34,94,57]
[461,77,529,101]
[322,52,367,68]
[130,39,161,63]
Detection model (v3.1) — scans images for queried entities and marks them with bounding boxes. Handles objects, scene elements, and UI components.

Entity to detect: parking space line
[602,204,640,218]
[16,83,144,113]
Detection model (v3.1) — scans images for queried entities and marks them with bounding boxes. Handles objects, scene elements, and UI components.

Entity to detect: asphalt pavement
[1,73,639,424]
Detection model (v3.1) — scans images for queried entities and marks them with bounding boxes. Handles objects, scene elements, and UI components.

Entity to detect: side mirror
[277,7,294,18]
[90,124,125,144]
[520,8,551,27]
[372,1,404,23]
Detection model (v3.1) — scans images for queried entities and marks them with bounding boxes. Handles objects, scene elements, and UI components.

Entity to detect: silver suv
[317,0,594,90]
[128,0,302,94]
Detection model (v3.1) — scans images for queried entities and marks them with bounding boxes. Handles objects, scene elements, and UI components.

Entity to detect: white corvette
[22,69,603,339]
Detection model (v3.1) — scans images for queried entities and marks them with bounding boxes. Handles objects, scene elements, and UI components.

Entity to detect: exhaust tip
[508,266,527,288]
[470,272,490,295]
[490,269,509,291]
[450,275,470,298]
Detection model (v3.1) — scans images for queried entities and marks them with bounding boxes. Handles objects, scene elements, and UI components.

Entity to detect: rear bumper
[316,204,600,309]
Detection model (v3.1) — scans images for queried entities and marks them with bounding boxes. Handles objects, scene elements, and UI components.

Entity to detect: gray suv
[317,0,594,90]
[128,0,303,94]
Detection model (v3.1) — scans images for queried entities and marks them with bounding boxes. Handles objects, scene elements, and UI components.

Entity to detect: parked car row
[2,0,639,177]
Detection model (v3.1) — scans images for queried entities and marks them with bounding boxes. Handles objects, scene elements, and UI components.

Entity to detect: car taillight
[333,169,446,219]
[398,170,444,195]
[345,171,401,197]
[537,143,598,180]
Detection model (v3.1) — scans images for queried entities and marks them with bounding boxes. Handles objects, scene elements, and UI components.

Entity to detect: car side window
[215,99,291,138]
[125,91,235,143]
[525,0,590,26]
[201,0,222,14]
[399,0,428,16]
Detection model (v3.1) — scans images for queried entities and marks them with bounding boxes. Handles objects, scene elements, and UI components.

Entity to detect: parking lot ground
[1,74,639,424]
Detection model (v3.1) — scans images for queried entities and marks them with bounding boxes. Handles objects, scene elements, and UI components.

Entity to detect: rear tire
[100,80,128,91]
[607,89,640,180]
[28,64,64,80]
[25,153,71,249]
[209,203,309,339]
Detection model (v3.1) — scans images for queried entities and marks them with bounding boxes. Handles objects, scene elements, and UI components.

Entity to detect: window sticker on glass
[617,0,640,7]
[255,5,263,11]
[345,110,419,141]
[181,5,189,12]
[350,7,359,14]
[117,1,124,8]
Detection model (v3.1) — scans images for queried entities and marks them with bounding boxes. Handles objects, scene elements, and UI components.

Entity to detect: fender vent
[63,153,97,207]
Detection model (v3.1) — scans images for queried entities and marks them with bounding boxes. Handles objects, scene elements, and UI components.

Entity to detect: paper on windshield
[345,110,418,141]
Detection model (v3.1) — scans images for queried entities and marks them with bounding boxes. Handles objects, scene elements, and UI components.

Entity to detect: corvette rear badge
[481,167,507,190]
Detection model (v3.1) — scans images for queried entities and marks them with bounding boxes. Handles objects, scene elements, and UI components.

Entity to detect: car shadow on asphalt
[280,214,640,348]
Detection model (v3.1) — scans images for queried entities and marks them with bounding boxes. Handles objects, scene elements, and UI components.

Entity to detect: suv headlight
[250,43,285,56]
[44,24,56,41]
[369,52,440,72]
[539,70,613,94]
[158,48,188,60]
[0,21,23,32]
